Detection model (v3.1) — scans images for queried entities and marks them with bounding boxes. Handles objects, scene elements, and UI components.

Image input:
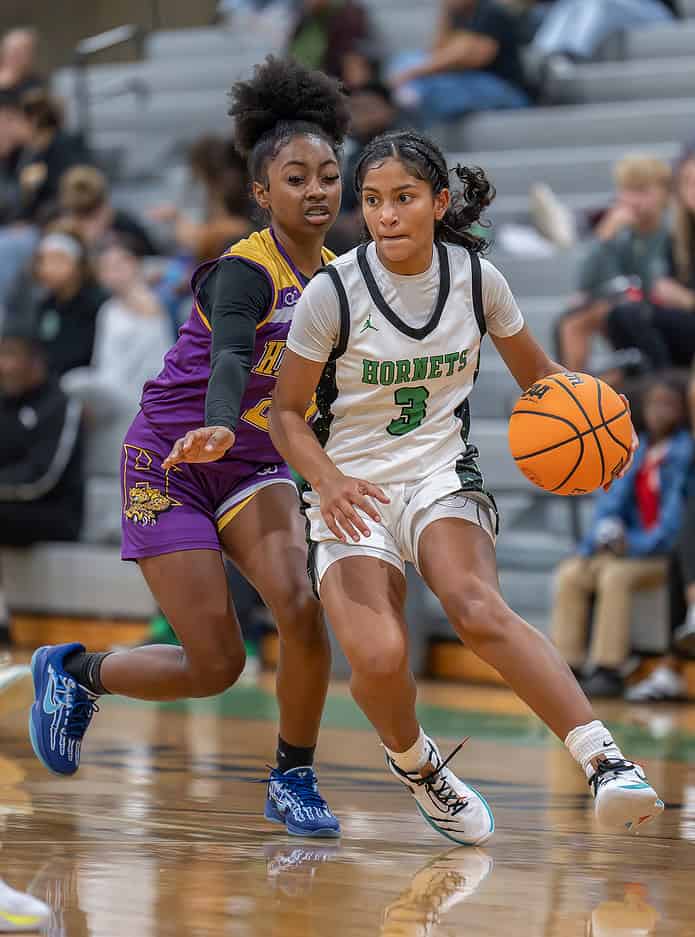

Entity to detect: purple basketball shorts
[120,411,295,560]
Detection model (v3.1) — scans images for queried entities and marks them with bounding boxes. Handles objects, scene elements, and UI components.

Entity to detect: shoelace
[589,758,636,796]
[267,767,329,812]
[61,682,99,739]
[391,740,470,815]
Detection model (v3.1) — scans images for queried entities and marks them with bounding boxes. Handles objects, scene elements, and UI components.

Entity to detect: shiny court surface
[1,673,695,936]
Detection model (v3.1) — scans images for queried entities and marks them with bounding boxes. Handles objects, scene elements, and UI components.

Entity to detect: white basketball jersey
[312,241,488,487]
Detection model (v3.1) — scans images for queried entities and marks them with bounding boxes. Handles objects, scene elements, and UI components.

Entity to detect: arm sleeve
[480,259,524,337]
[202,258,273,431]
[286,271,341,363]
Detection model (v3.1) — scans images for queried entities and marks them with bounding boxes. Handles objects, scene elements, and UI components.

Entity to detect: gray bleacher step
[487,190,611,229]
[547,57,695,105]
[70,88,230,135]
[455,98,695,153]
[497,528,574,573]
[145,25,282,59]
[612,19,695,60]
[417,566,552,632]
[455,142,678,199]
[369,6,436,57]
[472,418,531,493]
[490,248,581,297]
[54,58,253,99]
[1,545,156,618]
[499,568,553,620]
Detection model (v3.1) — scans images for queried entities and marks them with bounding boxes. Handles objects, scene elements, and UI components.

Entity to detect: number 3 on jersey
[387,386,429,436]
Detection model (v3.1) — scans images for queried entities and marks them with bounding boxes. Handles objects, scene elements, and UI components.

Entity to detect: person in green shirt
[287,0,373,84]
[558,154,695,373]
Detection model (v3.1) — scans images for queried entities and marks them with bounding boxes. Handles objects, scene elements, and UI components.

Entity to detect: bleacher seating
[21,0,692,671]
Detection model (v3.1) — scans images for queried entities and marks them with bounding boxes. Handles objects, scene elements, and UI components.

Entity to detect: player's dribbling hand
[162,426,235,468]
[317,472,390,543]
[603,395,638,490]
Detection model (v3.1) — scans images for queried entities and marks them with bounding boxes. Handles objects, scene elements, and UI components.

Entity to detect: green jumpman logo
[360,313,379,333]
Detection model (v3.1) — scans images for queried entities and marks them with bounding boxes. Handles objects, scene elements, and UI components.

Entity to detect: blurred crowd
[1,0,694,693]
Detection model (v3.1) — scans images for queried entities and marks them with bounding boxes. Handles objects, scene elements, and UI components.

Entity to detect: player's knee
[596,562,630,592]
[270,582,323,646]
[442,578,507,645]
[189,650,246,696]
[555,556,585,590]
[350,630,408,680]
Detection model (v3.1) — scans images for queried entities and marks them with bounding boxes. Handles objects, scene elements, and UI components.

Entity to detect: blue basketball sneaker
[265,767,341,838]
[29,643,99,776]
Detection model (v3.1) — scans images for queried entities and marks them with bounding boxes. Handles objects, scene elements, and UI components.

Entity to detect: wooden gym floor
[1,669,694,936]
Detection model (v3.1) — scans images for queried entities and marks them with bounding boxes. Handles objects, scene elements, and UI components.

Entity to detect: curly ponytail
[353,130,495,253]
[440,164,495,252]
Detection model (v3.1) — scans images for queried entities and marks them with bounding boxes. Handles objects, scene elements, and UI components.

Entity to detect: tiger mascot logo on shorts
[125,481,179,526]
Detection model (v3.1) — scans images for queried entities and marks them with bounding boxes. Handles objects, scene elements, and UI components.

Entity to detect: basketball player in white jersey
[269,129,663,844]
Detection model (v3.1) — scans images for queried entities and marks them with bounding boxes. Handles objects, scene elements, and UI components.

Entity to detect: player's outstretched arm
[270,349,389,543]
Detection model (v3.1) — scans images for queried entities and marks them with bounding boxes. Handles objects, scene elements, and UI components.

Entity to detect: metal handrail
[73,24,145,146]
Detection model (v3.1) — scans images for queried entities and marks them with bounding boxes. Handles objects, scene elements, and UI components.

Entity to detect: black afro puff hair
[229,55,350,158]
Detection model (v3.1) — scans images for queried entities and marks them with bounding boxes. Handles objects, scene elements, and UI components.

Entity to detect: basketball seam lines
[552,432,585,493]
[595,381,631,470]
[548,376,606,487]
[510,409,628,461]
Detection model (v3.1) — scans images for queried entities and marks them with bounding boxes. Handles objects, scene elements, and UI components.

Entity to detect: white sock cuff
[565,720,622,777]
[384,727,428,773]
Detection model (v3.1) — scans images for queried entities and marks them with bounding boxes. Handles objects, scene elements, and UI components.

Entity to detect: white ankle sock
[384,727,430,774]
[565,720,624,778]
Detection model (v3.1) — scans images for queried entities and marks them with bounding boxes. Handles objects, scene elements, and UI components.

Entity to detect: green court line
[109,684,695,765]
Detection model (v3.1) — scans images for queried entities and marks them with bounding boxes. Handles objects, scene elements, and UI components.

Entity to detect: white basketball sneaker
[386,736,494,846]
[589,758,664,832]
[0,878,51,933]
[381,848,493,937]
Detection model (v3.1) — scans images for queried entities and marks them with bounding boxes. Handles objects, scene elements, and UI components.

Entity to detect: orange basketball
[508,372,633,496]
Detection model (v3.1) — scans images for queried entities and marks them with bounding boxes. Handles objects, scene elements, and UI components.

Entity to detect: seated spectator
[626,368,695,701]
[149,136,254,333]
[660,140,695,314]
[59,165,159,258]
[0,28,43,97]
[61,233,170,427]
[5,223,109,377]
[558,155,695,372]
[287,0,374,84]
[15,89,91,224]
[388,0,530,127]
[0,90,24,225]
[0,90,92,306]
[341,40,385,91]
[328,82,401,254]
[530,0,674,65]
[0,324,83,546]
[550,371,693,698]
[0,90,38,305]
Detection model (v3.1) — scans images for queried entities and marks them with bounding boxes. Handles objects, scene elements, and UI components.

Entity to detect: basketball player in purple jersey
[28,57,349,837]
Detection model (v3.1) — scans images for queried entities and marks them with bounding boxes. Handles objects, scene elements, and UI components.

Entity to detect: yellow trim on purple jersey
[223,229,335,330]
[195,300,212,331]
